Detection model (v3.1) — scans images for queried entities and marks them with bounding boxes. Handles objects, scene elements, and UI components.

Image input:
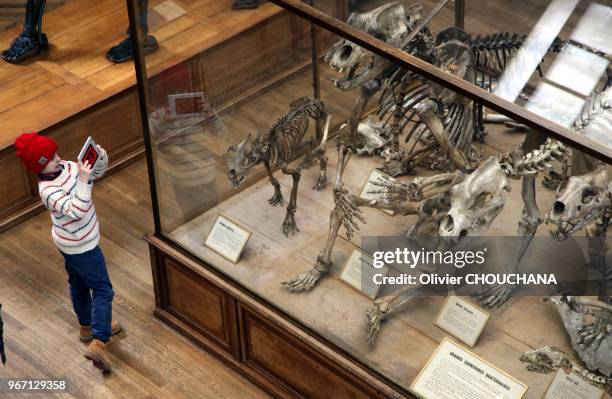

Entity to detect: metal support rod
[309,0,322,141]
[126,0,162,233]
[454,0,465,29]
[401,0,449,47]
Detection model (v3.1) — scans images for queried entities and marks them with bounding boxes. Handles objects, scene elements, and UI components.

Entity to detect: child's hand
[78,160,93,183]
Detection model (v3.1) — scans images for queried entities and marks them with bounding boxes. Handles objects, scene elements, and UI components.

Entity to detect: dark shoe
[1,32,48,64]
[80,320,123,342]
[84,339,112,372]
[232,0,260,10]
[105,35,158,64]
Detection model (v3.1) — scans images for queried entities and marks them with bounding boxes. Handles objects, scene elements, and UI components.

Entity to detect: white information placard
[339,249,389,299]
[204,215,251,263]
[411,338,528,399]
[434,296,491,347]
[544,369,605,399]
[360,168,396,216]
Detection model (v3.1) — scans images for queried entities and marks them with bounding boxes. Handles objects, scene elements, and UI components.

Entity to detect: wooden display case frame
[130,0,612,397]
[147,234,405,398]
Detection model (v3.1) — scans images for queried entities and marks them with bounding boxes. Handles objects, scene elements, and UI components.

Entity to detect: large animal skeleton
[473,86,612,307]
[325,3,477,176]
[520,87,612,389]
[361,139,566,345]
[539,167,612,378]
[226,97,331,236]
[326,2,559,176]
[282,3,479,293]
[282,1,565,296]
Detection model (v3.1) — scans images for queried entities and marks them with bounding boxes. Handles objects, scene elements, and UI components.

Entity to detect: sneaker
[79,320,123,342]
[1,32,47,64]
[84,339,112,372]
[106,35,159,63]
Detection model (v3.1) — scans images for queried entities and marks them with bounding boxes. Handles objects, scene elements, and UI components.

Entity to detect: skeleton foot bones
[520,296,612,391]
[282,256,331,292]
[281,185,366,292]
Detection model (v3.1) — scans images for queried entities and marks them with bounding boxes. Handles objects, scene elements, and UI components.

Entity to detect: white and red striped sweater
[38,158,107,254]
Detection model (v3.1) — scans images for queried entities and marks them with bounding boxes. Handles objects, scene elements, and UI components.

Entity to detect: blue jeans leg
[61,246,114,342]
[64,260,92,326]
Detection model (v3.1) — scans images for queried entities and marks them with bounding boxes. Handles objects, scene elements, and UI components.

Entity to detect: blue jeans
[61,246,114,343]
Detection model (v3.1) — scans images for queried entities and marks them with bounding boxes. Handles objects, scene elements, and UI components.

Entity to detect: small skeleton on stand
[226,97,331,236]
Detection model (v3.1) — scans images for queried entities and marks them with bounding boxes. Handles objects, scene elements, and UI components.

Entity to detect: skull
[326,2,421,91]
[520,346,570,373]
[226,133,260,188]
[353,117,390,156]
[439,157,511,243]
[547,167,611,241]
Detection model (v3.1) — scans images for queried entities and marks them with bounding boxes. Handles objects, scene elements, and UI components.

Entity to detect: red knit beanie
[15,133,58,174]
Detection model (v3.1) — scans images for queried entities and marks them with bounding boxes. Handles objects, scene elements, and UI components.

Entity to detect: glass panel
[308,0,612,150]
[131,0,611,397]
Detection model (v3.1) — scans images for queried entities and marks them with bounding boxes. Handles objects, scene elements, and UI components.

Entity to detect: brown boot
[80,321,123,342]
[84,339,112,372]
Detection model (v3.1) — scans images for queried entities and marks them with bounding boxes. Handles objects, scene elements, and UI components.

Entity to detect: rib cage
[266,97,326,166]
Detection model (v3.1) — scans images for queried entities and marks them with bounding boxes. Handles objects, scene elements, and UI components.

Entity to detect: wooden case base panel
[147,235,399,399]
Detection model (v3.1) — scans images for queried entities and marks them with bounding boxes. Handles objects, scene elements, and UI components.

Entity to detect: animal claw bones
[520,345,611,390]
[520,295,612,389]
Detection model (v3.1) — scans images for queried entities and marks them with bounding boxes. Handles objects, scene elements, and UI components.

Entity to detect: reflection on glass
[545,44,608,97]
[310,0,612,150]
[524,82,584,127]
[494,0,579,103]
[571,2,612,55]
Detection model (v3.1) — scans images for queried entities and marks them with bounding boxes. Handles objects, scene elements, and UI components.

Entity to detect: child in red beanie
[15,133,122,373]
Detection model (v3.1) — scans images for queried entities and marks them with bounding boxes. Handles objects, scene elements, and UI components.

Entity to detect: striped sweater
[38,157,107,254]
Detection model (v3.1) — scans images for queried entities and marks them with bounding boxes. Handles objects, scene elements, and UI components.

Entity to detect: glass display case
[128,1,611,398]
